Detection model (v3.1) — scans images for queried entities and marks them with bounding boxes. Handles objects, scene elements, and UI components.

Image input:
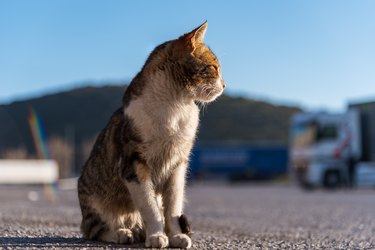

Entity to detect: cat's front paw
[169,233,192,249]
[145,233,169,248]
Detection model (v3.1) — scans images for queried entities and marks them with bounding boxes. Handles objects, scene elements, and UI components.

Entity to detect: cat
[77,21,225,249]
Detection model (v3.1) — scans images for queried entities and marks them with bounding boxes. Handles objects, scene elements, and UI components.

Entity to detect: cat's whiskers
[198,83,223,103]
[201,85,213,100]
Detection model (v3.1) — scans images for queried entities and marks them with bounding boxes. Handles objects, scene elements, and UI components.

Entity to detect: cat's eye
[205,65,218,72]
[199,65,218,74]
[210,65,219,71]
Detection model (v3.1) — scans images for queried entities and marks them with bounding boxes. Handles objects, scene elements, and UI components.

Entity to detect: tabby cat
[78,21,225,249]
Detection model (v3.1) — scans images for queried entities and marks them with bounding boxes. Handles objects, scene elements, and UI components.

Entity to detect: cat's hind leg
[80,205,112,242]
[80,205,142,244]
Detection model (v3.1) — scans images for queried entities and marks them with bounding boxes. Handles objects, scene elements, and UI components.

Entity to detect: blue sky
[1,1,374,111]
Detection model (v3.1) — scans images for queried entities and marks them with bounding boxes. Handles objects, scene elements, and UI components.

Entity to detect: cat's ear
[177,21,208,53]
[193,21,208,44]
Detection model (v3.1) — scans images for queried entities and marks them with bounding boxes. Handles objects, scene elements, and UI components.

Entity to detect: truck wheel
[323,170,341,189]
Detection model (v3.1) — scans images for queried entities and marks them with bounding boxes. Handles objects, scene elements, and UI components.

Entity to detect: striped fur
[78,21,224,248]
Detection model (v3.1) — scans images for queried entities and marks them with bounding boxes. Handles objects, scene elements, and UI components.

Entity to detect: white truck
[289,101,375,188]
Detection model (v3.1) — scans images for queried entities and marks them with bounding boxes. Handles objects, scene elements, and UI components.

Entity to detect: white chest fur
[125,97,198,150]
[124,75,200,180]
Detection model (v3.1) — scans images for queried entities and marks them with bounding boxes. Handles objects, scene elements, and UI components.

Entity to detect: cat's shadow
[0,236,145,249]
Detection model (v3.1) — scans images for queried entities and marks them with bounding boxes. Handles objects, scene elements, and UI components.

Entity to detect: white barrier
[0,160,59,184]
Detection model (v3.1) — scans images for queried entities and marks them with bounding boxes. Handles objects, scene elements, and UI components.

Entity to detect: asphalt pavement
[0,182,374,249]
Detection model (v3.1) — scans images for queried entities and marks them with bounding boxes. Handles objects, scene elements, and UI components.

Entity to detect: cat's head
[147,22,225,103]
[173,21,225,103]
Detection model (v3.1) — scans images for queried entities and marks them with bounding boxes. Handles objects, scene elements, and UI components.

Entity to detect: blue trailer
[189,145,288,181]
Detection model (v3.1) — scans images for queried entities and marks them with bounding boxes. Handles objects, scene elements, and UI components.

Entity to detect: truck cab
[289,111,360,188]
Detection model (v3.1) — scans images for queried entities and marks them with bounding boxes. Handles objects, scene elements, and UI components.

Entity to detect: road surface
[0,183,374,249]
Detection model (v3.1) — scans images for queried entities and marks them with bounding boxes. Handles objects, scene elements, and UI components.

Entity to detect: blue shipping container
[189,145,288,181]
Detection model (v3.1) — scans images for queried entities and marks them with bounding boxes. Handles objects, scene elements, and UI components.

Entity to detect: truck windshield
[316,124,338,141]
[291,122,338,147]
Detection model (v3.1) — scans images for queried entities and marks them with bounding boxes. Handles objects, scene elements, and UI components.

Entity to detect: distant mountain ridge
[0,84,300,173]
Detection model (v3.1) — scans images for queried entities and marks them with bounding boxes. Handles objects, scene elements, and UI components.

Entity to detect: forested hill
[0,85,300,157]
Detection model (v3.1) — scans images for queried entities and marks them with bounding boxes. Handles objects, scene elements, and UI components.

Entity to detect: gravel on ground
[0,183,374,249]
